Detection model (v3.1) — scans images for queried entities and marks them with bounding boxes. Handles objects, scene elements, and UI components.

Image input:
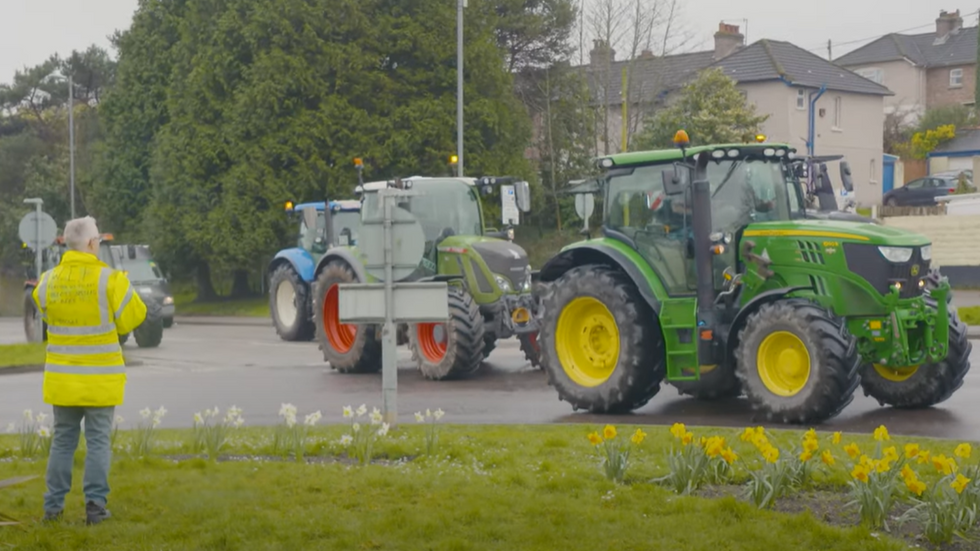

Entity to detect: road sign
[501,185,520,225]
[18,210,57,251]
[574,193,595,221]
[338,187,449,425]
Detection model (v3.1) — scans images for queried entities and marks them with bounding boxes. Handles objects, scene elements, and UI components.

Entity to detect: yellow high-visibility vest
[32,250,148,407]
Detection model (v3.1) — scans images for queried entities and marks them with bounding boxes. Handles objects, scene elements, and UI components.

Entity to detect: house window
[870,159,877,185]
[950,68,964,87]
[855,68,884,84]
[833,96,842,129]
[796,89,806,110]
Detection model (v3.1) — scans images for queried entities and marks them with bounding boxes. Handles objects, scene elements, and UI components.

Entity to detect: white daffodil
[233,417,245,428]
[152,418,161,428]
[140,407,151,419]
[304,411,322,427]
[342,405,353,418]
[352,422,361,433]
[356,404,367,417]
[377,423,390,437]
[5,423,15,434]
[155,406,168,418]
[193,412,204,425]
[414,412,425,423]
[22,409,33,420]
[37,426,51,438]
[425,408,431,418]
[114,415,124,425]
[369,409,383,426]
[339,434,353,446]
[433,408,445,421]
[36,413,47,424]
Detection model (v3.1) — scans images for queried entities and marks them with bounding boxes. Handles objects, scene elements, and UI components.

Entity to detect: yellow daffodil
[904,443,920,459]
[751,433,770,450]
[705,436,725,458]
[720,447,738,464]
[603,425,617,440]
[821,450,835,466]
[875,459,892,474]
[587,431,603,446]
[699,436,708,447]
[799,450,813,462]
[630,428,647,445]
[873,425,890,442]
[804,428,817,441]
[831,431,841,445]
[883,446,899,463]
[906,477,927,496]
[852,464,870,483]
[859,454,874,468]
[740,427,756,442]
[954,443,972,460]
[803,438,819,453]
[932,454,957,476]
[951,473,971,494]
[670,423,686,439]
[762,445,780,463]
[917,450,931,464]
[901,464,916,482]
[682,431,694,446]
[844,443,860,458]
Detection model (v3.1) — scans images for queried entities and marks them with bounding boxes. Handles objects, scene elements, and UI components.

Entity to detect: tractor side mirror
[816,163,834,194]
[662,163,691,195]
[840,161,854,192]
[514,180,531,212]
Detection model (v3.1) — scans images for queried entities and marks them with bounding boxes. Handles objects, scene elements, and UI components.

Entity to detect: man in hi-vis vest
[32,216,147,525]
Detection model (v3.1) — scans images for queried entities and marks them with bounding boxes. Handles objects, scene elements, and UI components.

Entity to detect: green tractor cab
[535,131,969,424]
[311,172,540,380]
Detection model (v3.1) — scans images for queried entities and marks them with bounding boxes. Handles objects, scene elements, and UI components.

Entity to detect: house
[834,9,977,123]
[926,128,980,176]
[574,23,893,206]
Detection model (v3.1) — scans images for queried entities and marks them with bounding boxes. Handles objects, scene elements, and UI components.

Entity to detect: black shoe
[42,510,63,523]
[85,501,112,525]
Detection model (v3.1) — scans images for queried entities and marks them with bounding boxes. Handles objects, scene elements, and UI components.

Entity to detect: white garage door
[946,157,974,172]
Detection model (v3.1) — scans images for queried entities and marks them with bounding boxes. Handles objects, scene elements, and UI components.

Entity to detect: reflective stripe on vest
[46,323,116,336]
[48,343,122,355]
[44,364,126,375]
[114,285,134,321]
[98,268,111,325]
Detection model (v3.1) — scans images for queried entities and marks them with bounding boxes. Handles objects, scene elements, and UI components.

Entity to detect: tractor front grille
[843,243,929,299]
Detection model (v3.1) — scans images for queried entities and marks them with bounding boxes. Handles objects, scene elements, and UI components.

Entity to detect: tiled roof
[711,39,894,96]
[835,26,977,68]
[933,128,980,153]
[581,50,717,106]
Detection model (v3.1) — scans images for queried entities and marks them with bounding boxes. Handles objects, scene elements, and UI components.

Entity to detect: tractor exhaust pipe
[692,151,720,364]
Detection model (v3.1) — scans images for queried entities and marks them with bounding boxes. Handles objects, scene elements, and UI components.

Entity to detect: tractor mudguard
[269,248,317,283]
[538,244,662,315]
[314,246,368,283]
[726,285,814,355]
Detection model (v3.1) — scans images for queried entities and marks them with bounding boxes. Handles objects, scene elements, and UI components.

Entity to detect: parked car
[933,168,973,182]
[882,174,976,206]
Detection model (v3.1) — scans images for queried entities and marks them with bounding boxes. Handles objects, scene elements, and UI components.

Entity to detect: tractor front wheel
[269,264,314,342]
[408,286,485,380]
[670,364,741,400]
[538,265,665,413]
[312,261,381,373]
[735,299,860,424]
[858,302,971,409]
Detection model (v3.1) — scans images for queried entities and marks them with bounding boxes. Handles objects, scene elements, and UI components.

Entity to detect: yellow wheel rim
[555,296,621,387]
[873,364,919,382]
[757,331,811,397]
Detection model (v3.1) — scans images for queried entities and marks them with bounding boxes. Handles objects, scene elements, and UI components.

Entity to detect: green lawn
[172,288,269,317]
[0,343,45,368]
[958,306,980,326]
[1,424,975,550]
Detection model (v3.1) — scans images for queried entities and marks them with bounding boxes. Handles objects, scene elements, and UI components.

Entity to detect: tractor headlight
[163,296,174,305]
[919,245,932,262]
[493,274,513,292]
[878,246,914,263]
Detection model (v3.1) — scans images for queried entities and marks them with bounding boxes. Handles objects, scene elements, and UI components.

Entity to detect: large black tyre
[519,332,542,369]
[858,299,971,409]
[134,317,164,348]
[735,299,861,424]
[162,316,174,329]
[482,334,497,358]
[119,333,130,345]
[408,286,485,380]
[312,261,381,374]
[269,264,315,342]
[23,289,47,343]
[538,264,665,413]
[670,364,742,400]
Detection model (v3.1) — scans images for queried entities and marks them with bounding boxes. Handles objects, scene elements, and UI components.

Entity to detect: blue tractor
[267,199,362,341]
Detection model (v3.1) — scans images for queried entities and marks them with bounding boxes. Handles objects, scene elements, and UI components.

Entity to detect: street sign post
[574,193,595,230]
[19,199,57,342]
[338,187,449,425]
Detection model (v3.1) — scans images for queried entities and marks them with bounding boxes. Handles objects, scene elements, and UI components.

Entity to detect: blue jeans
[43,406,114,514]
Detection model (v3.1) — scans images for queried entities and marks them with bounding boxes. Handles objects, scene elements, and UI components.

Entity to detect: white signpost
[337,187,449,425]
[501,184,520,226]
[19,198,58,342]
[574,192,595,230]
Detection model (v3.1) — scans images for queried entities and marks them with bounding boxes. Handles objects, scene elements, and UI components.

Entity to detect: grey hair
[63,216,100,251]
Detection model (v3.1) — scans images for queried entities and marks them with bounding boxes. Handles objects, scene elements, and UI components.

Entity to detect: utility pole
[68,73,76,219]
[457,0,466,177]
[827,39,832,61]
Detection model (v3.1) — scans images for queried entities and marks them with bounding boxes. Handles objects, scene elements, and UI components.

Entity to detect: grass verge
[172,288,268,318]
[0,343,45,368]
[958,305,980,326]
[0,424,975,550]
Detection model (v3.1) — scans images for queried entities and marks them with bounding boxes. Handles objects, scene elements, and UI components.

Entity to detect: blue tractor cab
[268,199,362,341]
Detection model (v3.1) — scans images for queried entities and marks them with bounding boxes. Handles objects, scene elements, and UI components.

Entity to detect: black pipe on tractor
[692,151,719,363]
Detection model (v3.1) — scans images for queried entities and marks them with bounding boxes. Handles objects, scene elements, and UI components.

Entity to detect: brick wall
[926,65,976,108]
[881,214,980,266]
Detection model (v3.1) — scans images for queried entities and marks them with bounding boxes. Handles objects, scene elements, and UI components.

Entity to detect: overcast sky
[0,0,968,83]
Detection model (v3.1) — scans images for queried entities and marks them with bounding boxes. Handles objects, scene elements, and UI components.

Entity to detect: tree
[494,0,577,72]
[632,68,768,149]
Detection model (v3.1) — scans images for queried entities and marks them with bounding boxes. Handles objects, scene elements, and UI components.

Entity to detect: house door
[882,156,895,194]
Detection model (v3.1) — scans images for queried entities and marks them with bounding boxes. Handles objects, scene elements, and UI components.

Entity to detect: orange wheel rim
[417,323,448,362]
[324,283,356,353]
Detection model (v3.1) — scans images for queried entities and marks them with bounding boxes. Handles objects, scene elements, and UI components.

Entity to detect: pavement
[2,313,980,441]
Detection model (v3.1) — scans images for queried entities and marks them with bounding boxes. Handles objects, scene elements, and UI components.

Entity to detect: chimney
[714,22,744,60]
[639,49,655,59]
[590,39,615,67]
[937,9,963,37]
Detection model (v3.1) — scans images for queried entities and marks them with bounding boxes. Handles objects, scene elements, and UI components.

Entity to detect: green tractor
[311,175,541,379]
[534,131,970,424]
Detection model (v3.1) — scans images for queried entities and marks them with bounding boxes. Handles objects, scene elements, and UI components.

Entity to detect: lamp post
[457,0,465,177]
[68,73,75,219]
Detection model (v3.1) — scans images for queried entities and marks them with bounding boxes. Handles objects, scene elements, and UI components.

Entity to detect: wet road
[1,316,980,441]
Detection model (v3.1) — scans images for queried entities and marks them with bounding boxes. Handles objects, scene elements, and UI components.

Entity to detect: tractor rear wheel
[269,264,314,342]
[408,286,485,380]
[858,299,971,409]
[670,364,742,400]
[519,332,542,369]
[313,261,381,373]
[735,299,860,424]
[538,265,665,413]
